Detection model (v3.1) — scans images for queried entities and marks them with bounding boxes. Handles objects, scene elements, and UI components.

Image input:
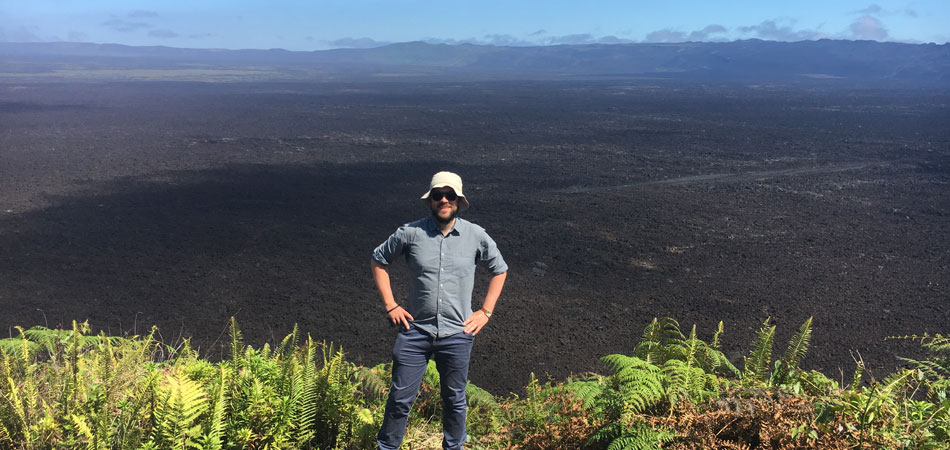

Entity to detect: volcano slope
[1,79,948,394]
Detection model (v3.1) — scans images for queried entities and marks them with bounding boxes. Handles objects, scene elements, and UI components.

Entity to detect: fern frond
[0,420,14,447]
[743,318,775,384]
[466,381,498,409]
[0,337,40,359]
[423,359,441,388]
[878,368,913,398]
[68,414,96,450]
[291,335,319,446]
[633,318,684,365]
[893,333,950,401]
[594,421,674,450]
[5,376,28,444]
[663,359,716,404]
[850,356,864,391]
[199,368,227,450]
[278,323,300,359]
[562,378,605,410]
[151,369,210,450]
[777,316,813,385]
[711,320,725,351]
[600,355,666,414]
[228,317,244,368]
[355,366,388,402]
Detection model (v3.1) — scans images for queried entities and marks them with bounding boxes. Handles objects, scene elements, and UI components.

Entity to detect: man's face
[429,187,459,224]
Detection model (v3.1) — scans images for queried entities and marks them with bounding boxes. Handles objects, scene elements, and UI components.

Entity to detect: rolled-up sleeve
[478,233,508,275]
[372,226,408,265]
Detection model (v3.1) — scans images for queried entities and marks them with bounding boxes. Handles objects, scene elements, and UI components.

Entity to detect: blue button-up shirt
[373,216,508,338]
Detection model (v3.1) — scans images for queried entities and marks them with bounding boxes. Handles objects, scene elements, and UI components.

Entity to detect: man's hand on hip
[387,306,414,330]
[463,310,491,336]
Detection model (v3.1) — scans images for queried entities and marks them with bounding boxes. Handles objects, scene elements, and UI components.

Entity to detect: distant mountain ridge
[2,39,948,83]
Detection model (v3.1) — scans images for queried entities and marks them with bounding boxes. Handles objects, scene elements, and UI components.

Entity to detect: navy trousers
[377,326,474,450]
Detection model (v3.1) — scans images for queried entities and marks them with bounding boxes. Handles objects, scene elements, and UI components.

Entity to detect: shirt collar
[424,215,463,236]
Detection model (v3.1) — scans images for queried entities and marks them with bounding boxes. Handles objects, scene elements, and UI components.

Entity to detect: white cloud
[596,35,634,44]
[854,4,883,15]
[738,20,825,41]
[328,37,390,48]
[481,34,535,46]
[643,25,727,43]
[688,25,727,41]
[644,29,686,43]
[545,33,596,45]
[544,34,633,45]
[848,15,888,40]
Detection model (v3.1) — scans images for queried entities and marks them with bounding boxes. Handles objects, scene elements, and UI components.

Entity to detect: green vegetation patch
[0,317,946,449]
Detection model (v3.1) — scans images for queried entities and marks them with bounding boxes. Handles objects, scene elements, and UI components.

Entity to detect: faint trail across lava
[556,163,872,194]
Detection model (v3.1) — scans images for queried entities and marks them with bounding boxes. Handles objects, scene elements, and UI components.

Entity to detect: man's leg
[377,327,432,450]
[433,332,474,450]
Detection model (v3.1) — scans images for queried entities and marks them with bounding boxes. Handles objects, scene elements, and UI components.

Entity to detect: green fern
[355,364,389,402]
[228,317,244,370]
[711,320,725,351]
[591,418,673,450]
[782,317,813,371]
[895,333,950,401]
[633,318,684,365]
[195,367,227,450]
[290,335,319,447]
[2,375,29,446]
[632,318,738,379]
[277,323,300,360]
[0,420,14,448]
[0,328,41,358]
[147,368,211,450]
[743,318,776,384]
[609,422,674,450]
[661,325,711,404]
[562,377,606,410]
[423,359,441,388]
[311,342,362,448]
[465,381,497,409]
[68,413,96,450]
[772,316,813,386]
[599,355,666,415]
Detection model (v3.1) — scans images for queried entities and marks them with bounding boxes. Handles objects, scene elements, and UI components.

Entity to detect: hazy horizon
[3,1,948,52]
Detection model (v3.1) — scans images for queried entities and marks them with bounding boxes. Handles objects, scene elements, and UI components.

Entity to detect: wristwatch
[482,309,492,318]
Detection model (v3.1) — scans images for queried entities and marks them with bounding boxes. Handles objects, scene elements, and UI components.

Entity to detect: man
[372,171,508,450]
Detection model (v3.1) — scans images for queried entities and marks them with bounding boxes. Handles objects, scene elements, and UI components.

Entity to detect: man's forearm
[372,261,398,310]
[481,271,507,313]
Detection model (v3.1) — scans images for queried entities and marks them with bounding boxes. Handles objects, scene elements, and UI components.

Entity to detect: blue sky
[2,1,947,50]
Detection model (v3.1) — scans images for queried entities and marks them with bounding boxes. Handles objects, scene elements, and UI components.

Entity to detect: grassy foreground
[0,317,946,449]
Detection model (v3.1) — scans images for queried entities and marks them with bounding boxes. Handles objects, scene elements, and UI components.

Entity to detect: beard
[431,206,458,225]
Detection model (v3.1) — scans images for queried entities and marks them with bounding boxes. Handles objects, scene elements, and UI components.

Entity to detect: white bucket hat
[420,171,470,211]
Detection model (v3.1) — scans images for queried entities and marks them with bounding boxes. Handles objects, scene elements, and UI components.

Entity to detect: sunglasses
[429,190,458,202]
